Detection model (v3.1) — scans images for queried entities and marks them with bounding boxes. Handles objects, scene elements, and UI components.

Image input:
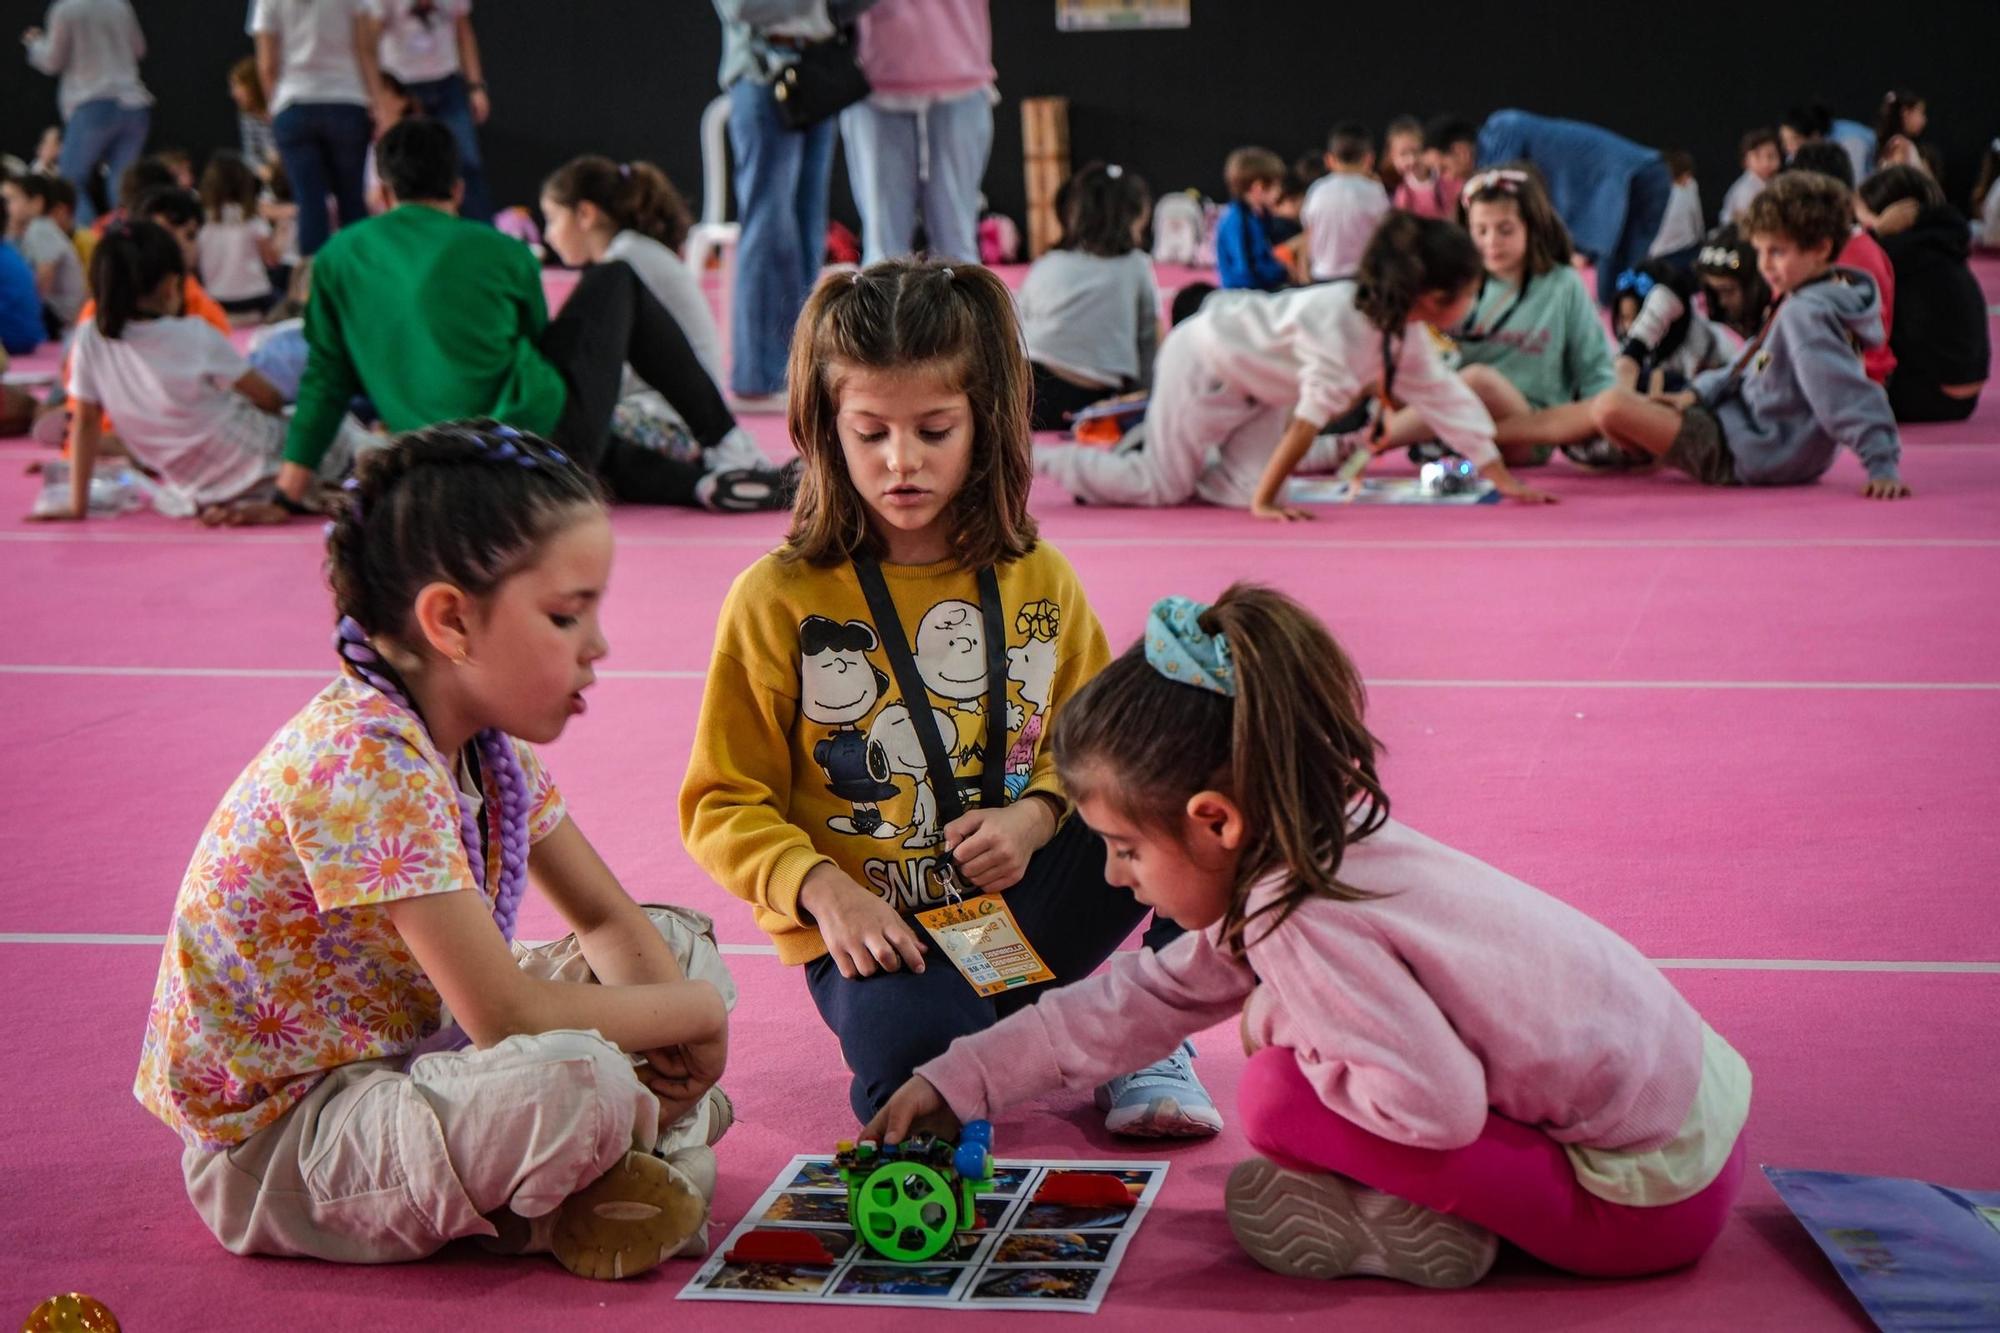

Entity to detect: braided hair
[327,421,602,940]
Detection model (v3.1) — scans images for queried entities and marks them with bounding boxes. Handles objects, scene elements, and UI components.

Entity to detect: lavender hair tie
[333,615,532,941]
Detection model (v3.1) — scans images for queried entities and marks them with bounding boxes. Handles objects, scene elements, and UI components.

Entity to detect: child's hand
[638,1025,729,1127]
[945,800,1056,893]
[1862,477,1913,500]
[861,1075,960,1146]
[1499,482,1558,504]
[801,869,928,979]
[1250,498,1314,522]
[1238,999,1265,1058]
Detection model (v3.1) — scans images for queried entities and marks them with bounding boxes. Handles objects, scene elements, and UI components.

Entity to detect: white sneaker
[1094,1040,1222,1138]
[1225,1158,1497,1288]
[703,425,773,473]
[727,391,789,415]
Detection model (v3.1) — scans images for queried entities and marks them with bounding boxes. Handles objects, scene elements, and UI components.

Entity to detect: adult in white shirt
[20,0,151,226]
[248,0,391,256]
[374,0,492,222]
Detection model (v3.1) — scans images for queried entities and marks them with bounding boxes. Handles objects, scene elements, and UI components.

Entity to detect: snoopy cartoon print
[867,701,962,849]
[1002,600,1061,798]
[913,600,1019,797]
[799,616,900,838]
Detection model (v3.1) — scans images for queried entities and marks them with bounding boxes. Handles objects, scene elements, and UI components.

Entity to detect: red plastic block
[1032,1171,1133,1207]
[723,1229,836,1265]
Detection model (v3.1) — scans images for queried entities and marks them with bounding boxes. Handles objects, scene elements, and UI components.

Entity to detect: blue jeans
[59,99,150,226]
[1601,159,1674,308]
[802,816,1183,1122]
[272,102,373,257]
[726,78,835,397]
[403,73,491,223]
[840,91,993,266]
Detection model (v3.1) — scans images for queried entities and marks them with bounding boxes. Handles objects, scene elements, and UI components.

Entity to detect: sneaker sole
[1224,1159,1496,1288]
[552,1151,708,1281]
[1095,1090,1223,1139]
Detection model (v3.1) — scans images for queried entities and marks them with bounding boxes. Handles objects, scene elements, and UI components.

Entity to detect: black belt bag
[771,31,871,131]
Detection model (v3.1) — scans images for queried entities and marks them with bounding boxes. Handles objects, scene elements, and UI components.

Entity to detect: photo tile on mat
[970,1266,1108,1302]
[761,1192,853,1225]
[988,1166,1034,1195]
[974,1195,1024,1230]
[701,1261,838,1295]
[1017,1200,1136,1231]
[834,1264,969,1298]
[991,1230,1118,1265]
[785,1160,845,1191]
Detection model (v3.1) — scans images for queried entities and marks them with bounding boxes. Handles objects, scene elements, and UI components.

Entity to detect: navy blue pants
[805,816,1183,1122]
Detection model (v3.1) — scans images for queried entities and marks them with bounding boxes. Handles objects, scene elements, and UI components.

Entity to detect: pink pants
[1238,1047,1745,1278]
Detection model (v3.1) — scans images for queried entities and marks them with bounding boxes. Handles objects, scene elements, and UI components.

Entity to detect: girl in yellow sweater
[680,259,1216,1132]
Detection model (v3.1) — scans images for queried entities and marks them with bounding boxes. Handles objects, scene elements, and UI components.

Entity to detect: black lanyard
[852,557,1008,824]
[1456,271,1533,345]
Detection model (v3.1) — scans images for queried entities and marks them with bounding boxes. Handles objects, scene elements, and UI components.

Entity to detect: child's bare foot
[551,1151,707,1280]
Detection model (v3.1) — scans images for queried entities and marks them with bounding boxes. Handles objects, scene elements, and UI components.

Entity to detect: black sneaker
[1561,439,1656,473]
[695,465,796,512]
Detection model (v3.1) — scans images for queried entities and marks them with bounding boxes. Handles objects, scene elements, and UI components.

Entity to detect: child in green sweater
[276,120,788,513]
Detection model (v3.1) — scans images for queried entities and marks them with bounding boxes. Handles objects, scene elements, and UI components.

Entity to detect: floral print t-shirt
[135,676,566,1150]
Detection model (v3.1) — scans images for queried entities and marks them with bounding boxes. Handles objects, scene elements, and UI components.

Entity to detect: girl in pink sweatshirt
[866,584,1751,1289]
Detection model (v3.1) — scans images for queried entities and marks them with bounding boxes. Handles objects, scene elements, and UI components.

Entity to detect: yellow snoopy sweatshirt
[679,544,1110,965]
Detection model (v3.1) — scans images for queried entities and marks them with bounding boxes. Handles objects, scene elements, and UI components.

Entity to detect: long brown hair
[541,155,693,253]
[781,259,1038,570]
[1052,584,1390,955]
[1459,164,1574,276]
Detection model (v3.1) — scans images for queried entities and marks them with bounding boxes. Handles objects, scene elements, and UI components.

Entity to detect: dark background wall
[8,2,1999,241]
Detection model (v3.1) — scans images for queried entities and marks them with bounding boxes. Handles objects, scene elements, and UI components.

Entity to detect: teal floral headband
[1144,595,1235,697]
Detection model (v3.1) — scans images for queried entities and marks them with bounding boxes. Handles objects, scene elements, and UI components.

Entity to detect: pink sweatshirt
[923,818,1707,1157]
[1393,173,1461,221]
[854,0,992,98]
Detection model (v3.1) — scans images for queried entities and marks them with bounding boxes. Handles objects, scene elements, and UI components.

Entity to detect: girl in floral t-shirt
[137,423,732,1281]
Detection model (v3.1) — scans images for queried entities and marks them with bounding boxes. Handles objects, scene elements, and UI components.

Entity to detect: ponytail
[1354,212,1480,331]
[1051,583,1389,956]
[89,220,186,339]
[542,155,694,252]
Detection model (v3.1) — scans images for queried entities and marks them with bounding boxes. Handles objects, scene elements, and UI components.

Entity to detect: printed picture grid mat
[679,1155,1169,1313]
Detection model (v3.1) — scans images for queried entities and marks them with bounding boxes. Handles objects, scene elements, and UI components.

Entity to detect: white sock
[1625,285,1687,351]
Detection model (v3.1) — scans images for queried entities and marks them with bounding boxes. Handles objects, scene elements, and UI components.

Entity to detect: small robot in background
[835,1121,995,1262]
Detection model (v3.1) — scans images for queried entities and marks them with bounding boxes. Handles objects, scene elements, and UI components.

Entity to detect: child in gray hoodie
[1585,171,1909,499]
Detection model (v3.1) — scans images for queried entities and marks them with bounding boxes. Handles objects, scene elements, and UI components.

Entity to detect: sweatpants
[180,905,734,1263]
[1035,320,1356,507]
[542,260,735,506]
[840,90,993,267]
[1238,1046,1746,1278]
[805,816,1181,1122]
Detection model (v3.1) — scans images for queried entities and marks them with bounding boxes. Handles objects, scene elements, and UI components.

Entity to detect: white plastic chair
[684,95,742,353]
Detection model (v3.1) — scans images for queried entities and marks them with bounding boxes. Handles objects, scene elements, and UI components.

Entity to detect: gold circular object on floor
[21,1294,121,1333]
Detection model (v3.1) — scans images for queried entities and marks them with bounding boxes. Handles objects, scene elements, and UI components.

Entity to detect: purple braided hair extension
[334,622,532,941]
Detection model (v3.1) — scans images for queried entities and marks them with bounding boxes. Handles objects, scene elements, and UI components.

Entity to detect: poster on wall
[1056,0,1190,31]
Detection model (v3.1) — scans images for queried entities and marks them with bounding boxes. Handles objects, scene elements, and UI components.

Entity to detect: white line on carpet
[3,934,1995,972]
[5,530,2000,552]
[6,664,1998,691]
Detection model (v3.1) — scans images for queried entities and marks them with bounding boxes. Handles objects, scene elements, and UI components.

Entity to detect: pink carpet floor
[1,259,1997,1330]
